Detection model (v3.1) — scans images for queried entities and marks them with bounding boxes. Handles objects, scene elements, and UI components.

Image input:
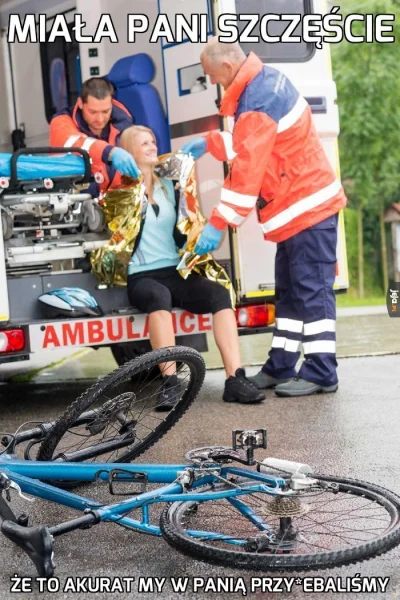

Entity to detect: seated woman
[117,125,265,410]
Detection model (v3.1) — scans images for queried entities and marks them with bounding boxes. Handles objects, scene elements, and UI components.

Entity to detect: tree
[332,0,400,296]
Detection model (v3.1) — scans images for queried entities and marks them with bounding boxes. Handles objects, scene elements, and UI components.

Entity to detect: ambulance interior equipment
[0,147,102,242]
[1,50,171,241]
[0,148,112,295]
[1,51,171,283]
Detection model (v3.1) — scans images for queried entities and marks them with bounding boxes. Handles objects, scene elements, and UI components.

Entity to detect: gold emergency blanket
[90,152,235,307]
[90,179,146,287]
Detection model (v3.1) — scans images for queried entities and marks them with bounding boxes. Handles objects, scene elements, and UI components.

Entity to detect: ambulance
[0,0,348,371]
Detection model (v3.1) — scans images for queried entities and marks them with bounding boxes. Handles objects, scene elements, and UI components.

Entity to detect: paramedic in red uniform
[50,77,140,197]
[181,38,347,398]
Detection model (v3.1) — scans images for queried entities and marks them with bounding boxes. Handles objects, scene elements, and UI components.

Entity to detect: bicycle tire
[37,346,205,464]
[160,473,400,572]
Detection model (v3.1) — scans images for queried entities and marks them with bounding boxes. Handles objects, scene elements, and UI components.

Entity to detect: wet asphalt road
[0,354,400,600]
[1,307,399,383]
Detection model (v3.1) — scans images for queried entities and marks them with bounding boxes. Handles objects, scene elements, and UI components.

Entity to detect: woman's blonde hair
[119,125,163,190]
[119,125,156,156]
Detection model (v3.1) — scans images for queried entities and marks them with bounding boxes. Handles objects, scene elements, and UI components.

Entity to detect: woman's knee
[128,279,173,313]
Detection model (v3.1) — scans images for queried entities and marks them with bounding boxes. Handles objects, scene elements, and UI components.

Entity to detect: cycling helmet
[38,287,102,318]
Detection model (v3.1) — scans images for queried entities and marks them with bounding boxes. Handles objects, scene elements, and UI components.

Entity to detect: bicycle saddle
[1,521,54,577]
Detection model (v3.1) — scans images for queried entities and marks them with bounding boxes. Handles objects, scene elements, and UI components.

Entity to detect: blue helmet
[38,287,102,318]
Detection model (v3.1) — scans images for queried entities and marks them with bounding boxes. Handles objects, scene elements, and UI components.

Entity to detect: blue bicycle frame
[2,437,400,581]
[0,454,286,540]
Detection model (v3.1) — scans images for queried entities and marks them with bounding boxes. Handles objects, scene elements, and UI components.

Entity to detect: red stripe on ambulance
[33,311,212,351]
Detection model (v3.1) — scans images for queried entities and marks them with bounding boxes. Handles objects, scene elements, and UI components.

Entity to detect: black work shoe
[247,370,292,389]
[155,375,182,411]
[223,368,265,404]
[275,377,338,398]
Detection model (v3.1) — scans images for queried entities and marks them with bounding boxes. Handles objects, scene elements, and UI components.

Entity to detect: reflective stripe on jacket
[49,99,133,196]
[206,52,347,243]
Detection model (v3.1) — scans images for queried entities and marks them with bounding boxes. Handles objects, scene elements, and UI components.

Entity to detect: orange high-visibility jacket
[49,99,133,196]
[206,53,347,243]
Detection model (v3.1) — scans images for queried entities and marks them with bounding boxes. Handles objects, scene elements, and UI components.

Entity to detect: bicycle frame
[2,437,400,581]
[0,454,286,540]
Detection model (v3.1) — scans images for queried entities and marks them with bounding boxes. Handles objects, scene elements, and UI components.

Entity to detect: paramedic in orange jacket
[50,77,140,198]
[181,38,347,398]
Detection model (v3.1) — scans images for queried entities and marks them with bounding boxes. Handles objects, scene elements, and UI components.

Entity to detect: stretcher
[0,152,86,181]
[0,148,105,242]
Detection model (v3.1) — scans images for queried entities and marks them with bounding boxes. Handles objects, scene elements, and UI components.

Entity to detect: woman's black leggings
[127,266,232,315]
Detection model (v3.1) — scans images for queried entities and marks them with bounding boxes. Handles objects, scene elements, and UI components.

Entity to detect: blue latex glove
[194,223,224,256]
[110,148,141,178]
[180,137,207,160]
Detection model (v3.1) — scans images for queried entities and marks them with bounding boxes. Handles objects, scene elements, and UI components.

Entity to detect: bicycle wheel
[37,346,205,464]
[160,473,400,571]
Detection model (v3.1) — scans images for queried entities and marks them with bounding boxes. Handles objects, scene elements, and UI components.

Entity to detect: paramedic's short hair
[201,38,246,66]
[80,77,115,102]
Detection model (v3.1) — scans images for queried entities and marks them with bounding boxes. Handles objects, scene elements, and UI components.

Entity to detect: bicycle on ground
[1,347,400,577]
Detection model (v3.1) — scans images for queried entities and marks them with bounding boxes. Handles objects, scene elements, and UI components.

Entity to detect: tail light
[236,304,275,328]
[0,329,25,353]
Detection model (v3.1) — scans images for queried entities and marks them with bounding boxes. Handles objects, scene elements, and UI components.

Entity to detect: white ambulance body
[0,0,348,370]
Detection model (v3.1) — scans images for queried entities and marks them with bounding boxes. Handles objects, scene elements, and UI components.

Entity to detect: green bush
[343,207,385,296]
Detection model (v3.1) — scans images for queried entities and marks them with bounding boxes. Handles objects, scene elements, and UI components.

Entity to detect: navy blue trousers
[262,214,339,387]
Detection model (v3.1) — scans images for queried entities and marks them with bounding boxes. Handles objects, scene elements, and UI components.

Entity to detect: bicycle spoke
[170,478,395,557]
[38,350,202,465]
